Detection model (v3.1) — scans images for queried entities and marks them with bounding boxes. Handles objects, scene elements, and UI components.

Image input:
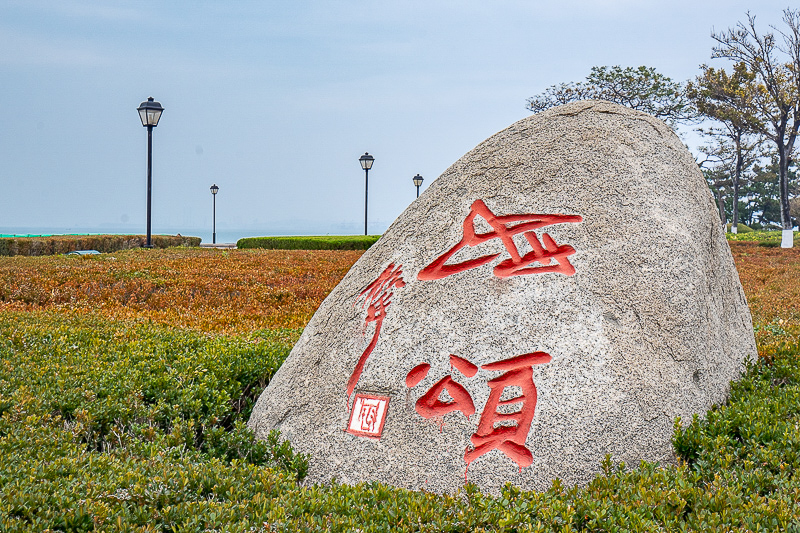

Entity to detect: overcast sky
[0,1,792,240]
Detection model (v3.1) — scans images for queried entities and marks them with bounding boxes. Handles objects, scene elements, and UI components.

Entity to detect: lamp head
[137,97,164,127]
[359,152,374,170]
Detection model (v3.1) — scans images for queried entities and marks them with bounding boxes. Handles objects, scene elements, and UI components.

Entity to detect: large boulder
[248,100,756,494]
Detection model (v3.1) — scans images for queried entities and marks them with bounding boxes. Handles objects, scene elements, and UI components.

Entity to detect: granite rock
[248,100,757,494]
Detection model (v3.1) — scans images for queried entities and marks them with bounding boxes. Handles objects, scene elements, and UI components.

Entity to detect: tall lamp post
[412,173,424,198]
[359,152,374,235]
[136,97,164,248]
[210,184,219,244]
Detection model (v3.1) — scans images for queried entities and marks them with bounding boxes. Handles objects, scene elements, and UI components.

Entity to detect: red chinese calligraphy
[406,355,478,420]
[417,199,582,281]
[406,351,552,471]
[346,264,406,401]
[464,351,551,469]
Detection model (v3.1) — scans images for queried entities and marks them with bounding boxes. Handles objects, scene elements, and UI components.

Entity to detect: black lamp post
[210,184,219,244]
[359,152,374,236]
[136,97,164,248]
[413,173,424,198]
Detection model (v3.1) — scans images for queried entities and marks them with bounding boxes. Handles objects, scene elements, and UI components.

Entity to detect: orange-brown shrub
[1,242,797,336]
[0,248,362,332]
[729,242,800,324]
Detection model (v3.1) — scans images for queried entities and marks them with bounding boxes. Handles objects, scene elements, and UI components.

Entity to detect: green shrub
[237,235,380,250]
[726,222,753,233]
[0,312,306,470]
[1,311,799,530]
[726,229,798,243]
[0,235,201,257]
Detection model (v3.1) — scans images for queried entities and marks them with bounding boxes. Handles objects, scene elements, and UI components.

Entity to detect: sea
[0,223,377,245]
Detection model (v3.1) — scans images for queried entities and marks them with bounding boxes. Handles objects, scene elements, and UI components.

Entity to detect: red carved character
[346,264,406,401]
[406,355,478,420]
[464,352,552,469]
[417,199,582,281]
[406,351,552,471]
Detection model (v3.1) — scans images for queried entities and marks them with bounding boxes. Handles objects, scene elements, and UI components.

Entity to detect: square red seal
[346,393,390,439]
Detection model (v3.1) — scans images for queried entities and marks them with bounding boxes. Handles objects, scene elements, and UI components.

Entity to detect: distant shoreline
[0,227,386,245]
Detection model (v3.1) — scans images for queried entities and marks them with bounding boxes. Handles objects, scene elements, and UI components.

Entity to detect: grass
[0,244,798,531]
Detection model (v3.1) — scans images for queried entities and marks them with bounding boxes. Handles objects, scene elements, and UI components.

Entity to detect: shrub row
[1,309,799,530]
[237,235,380,250]
[240,230,800,249]
[726,229,798,244]
[0,234,201,256]
[726,222,754,233]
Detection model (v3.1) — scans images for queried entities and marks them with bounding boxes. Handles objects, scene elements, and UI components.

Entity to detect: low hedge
[726,229,798,244]
[0,235,201,257]
[237,235,380,250]
[726,222,754,233]
[1,310,800,530]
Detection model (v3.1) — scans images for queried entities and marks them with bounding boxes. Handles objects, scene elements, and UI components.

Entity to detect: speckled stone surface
[248,100,757,494]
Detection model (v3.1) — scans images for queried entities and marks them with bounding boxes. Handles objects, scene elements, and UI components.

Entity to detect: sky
[0,1,793,242]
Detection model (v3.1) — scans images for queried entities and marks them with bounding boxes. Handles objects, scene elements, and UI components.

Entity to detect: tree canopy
[526,65,696,126]
[711,9,800,240]
[524,10,800,243]
[687,62,764,232]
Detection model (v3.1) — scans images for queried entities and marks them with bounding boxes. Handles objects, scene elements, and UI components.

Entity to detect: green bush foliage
[726,229,798,244]
[1,310,799,530]
[237,235,380,250]
[0,312,309,531]
[726,222,754,233]
[0,235,201,257]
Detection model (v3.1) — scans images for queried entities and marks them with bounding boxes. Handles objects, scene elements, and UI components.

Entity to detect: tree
[526,66,696,127]
[712,9,800,247]
[742,157,797,228]
[702,165,731,225]
[687,62,763,233]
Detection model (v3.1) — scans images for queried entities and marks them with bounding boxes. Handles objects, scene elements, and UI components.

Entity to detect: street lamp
[136,96,164,248]
[412,174,424,198]
[359,152,374,236]
[210,184,219,244]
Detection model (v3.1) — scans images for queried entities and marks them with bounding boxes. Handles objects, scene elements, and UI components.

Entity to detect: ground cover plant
[726,229,799,245]
[0,248,362,333]
[237,235,380,251]
[0,244,798,531]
